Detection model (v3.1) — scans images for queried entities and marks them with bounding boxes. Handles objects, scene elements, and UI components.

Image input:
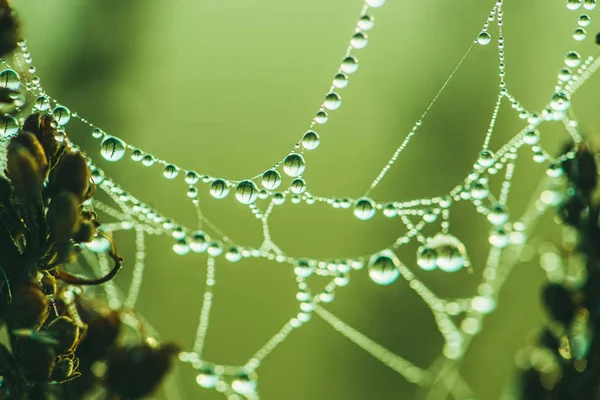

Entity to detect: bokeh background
[10,0,600,399]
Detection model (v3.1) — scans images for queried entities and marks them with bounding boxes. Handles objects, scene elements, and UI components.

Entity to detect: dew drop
[232,372,257,395]
[365,0,385,8]
[477,150,495,168]
[163,164,179,179]
[190,231,210,253]
[283,153,306,177]
[573,27,587,41]
[187,186,198,198]
[417,246,437,271]
[333,73,348,88]
[302,130,320,150]
[207,241,223,257]
[427,233,467,273]
[0,114,18,137]
[487,203,509,225]
[131,149,143,161]
[261,169,281,190]
[142,154,156,167]
[341,56,359,74]
[0,69,20,91]
[290,178,306,194]
[52,106,71,126]
[100,137,126,162]
[550,91,571,112]
[523,129,540,145]
[173,239,190,255]
[185,171,200,184]
[358,14,375,31]
[196,366,219,389]
[351,32,368,49]
[35,95,50,111]
[477,32,491,45]
[578,14,591,26]
[567,0,582,10]
[236,180,259,204]
[86,236,111,253]
[324,92,342,110]
[91,168,105,184]
[225,247,242,262]
[584,0,596,10]
[558,68,572,82]
[210,179,230,199]
[489,229,509,248]
[368,250,400,285]
[470,181,489,200]
[294,259,313,278]
[565,51,581,68]
[353,197,376,220]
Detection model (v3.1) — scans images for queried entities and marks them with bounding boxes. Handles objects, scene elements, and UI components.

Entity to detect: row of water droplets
[1,0,599,397]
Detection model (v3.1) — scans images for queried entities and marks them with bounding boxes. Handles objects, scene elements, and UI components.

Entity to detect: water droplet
[365,0,386,8]
[351,32,368,49]
[173,239,190,255]
[523,130,540,145]
[236,180,259,204]
[91,168,105,184]
[546,162,564,178]
[130,149,143,161]
[417,246,437,271]
[52,106,71,126]
[383,203,396,217]
[196,366,219,389]
[207,241,223,257]
[333,73,348,88]
[302,130,320,150]
[0,69,20,91]
[470,181,489,200]
[353,197,376,220]
[341,56,359,74]
[283,154,306,177]
[187,186,198,198]
[261,169,281,190]
[0,115,18,137]
[573,27,587,41]
[489,229,509,248]
[550,91,571,112]
[578,14,591,26]
[190,231,210,253]
[567,0,582,10]
[163,164,179,179]
[565,51,581,68]
[477,32,491,45]
[100,137,126,162]
[225,247,242,262]
[273,192,285,205]
[232,372,257,395]
[290,178,306,194]
[427,233,467,272]
[477,150,495,168]
[86,236,111,253]
[210,179,230,199]
[558,68,572,82]
[324,92,342,110]
[488,204,509,225]
[584,0,596,10]
[34,95,50,111]
[368,250,400,285]
[185,171,200,184]
[294,259,313,278]
[358,14,375,31]
[142,154,156,167]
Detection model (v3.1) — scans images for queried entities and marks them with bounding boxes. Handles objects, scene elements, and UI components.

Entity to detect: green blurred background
[10,0,600,398]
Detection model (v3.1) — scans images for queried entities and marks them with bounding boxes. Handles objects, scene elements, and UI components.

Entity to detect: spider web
[2,0,599,398]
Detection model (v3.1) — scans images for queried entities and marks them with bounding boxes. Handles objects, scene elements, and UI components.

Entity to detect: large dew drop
[324,92,342,110]
[418,233,468,273]
[232,372,257,395]
[236,180,259,204]
[210,179,230,199]
[0,69,20,91]
[365,0,386,8]
[368,250,400,285]
[550,92,571,112]
[353,197,376,220]
[52,106,71,126]
[302,130,320,150]
[0,115,18,137]
[477,32,491,45]
[100,136,126,162]
[261,169,281,190]
[283,154,306,177]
